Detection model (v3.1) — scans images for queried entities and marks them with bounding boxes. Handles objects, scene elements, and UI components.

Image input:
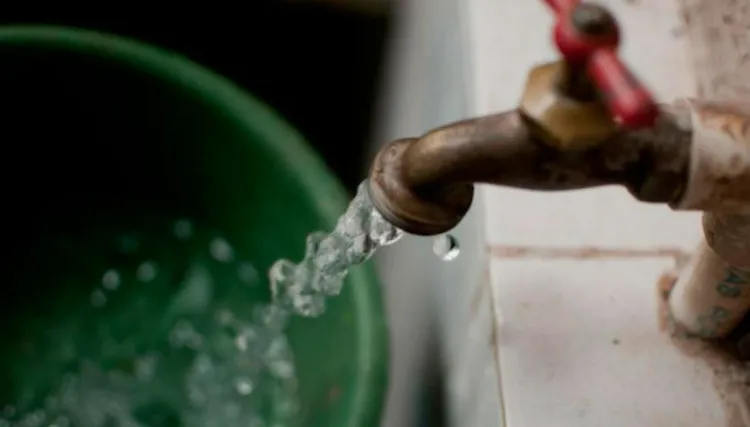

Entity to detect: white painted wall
[369,0,498,426]
[371,0,731,425]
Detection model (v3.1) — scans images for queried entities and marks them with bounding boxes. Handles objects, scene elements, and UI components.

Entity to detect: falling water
[1,221,298,427]
[269,181,404,317]
[432,234,460,262]
[1,181,408,427]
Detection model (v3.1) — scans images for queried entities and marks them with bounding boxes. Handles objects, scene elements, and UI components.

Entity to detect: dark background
[0,3,448,425]
[1,1,392,193]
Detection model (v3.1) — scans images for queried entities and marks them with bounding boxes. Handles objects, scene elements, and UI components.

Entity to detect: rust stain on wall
[679,0,750,102]
[658,270,750,427]
[487,244,690,264]
[670,0,750,425]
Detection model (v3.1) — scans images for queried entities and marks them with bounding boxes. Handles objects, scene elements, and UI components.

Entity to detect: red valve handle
[542,0,659,128]
[587,50,659,127]
[544,0,578,13]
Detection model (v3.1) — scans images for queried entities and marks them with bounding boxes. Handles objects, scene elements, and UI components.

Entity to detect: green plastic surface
[0,26,388,427]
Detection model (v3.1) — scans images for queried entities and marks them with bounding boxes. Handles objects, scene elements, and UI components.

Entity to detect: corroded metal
[367,0,691,236]
[570,3,616,35]
[665,2,750,425]
[365,0,671,235]
[704,212,750,268]
[671,100,750,213]
[368,105,693,236]
[519,61,617,150]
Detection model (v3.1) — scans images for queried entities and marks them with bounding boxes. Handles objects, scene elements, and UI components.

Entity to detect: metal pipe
[367,96,750,339]
[365,0,750,340]
[368,104,692,236]
[669,238,750,338]
[669,100,750,213]
[666,100,750,338]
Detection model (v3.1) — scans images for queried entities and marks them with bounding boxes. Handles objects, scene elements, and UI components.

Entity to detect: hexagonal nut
[519,61,617,151]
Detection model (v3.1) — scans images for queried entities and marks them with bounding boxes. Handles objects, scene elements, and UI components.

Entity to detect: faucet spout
[368,110,532,235]
[368,106,692,236]
[365,1,691,236]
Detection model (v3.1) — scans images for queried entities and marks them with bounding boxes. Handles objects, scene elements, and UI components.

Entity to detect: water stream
[2,219,301,427]
[1,181,460,427]
[269,182,404,317]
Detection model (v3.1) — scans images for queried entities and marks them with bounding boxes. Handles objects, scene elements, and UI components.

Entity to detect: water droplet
[234,333,249,352]
[90,290,107,307]
[269,260,298,303]
[234,377,254,395]
[270,259,296,282]
[292,295,325,317]
[215,309,234,326]
[169,320,203,349]
[269,359,294,379]
[173,219,194,240]
[172,264,213,314]
[265,338,295,379]
[101,269,121,291]
[209,237,234,262]
[433,234,460,261]
[136,261,158,282]
[135,355,158,382]
[193,353,213,374]
[238,262,258,285]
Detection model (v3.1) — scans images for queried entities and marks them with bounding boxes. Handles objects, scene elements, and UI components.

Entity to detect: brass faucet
[366,0,750,341]
[368,0,690,236]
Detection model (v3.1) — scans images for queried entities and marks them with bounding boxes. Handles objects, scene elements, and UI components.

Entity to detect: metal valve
[520,0,659,150]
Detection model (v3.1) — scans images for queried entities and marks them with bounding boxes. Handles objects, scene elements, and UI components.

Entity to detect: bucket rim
[0,25,388,427]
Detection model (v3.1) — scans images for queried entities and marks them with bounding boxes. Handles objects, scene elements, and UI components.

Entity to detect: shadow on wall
[0,1,392,194]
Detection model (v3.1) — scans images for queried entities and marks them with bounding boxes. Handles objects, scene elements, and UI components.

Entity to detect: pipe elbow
[367,110,530,236]
[367,137,475,236]
[365,103,696,236]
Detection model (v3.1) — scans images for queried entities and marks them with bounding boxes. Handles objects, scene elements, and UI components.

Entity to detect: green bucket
[0,26,388,427]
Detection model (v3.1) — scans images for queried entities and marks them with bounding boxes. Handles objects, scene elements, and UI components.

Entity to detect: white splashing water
[269,181,404,317]
[1,182,405,427]
[1,221,299,427]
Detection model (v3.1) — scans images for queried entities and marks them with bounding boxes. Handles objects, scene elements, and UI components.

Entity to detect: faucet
[367,0,750,340]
